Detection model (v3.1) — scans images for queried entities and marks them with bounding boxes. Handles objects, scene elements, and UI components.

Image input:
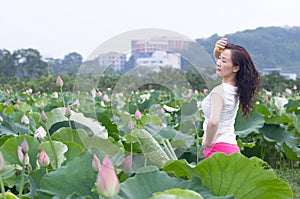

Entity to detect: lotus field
[0,76,299,199]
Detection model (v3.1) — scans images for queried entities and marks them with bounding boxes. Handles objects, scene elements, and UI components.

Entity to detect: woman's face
[216,49,239,79]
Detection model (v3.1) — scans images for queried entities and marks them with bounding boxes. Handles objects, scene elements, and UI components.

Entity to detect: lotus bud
[65,105,71,118]
[41,110,47,122]
[22,115,29,125]
[21,138,29,153]
[17,146,24,163]
[121,155,132,173]
[128,119,134,130]
[24,153,30,165]
[194,89,199,95]
[96,155,119,198]
[0,116,3,123]
[56,76,63,87]
[134,109,142,120]
[38,149,50,167]
[15,104,19,110]
[34,126,47,141]
[92,154,101,173]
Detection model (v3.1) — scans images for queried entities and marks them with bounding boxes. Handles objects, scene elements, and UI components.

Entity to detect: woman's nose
[216,58,221,66]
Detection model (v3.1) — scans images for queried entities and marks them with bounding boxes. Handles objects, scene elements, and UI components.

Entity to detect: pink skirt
[203,142,240,158]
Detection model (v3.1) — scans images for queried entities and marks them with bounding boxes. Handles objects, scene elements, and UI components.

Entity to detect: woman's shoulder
[211,84,225,99]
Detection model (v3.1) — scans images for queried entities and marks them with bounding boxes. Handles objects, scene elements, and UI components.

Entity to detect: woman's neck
[222,77,236,86]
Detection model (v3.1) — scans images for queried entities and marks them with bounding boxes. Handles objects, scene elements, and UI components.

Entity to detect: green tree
[12,48,48,78]
[0,49,15,77]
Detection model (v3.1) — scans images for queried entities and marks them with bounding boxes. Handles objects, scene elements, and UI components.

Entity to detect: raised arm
[213,38,227,61]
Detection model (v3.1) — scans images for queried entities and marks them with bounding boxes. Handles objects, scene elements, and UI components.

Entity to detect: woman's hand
[213,37,228,60]
[215,38,227,52]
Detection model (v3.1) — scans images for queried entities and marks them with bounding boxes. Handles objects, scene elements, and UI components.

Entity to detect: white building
[135,50,181,70]
[97,52,126,71]
[261,68,297,80]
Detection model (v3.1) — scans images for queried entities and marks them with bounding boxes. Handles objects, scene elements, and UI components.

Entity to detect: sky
[1,0,300,59]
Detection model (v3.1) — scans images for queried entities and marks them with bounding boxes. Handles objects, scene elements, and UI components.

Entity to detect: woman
[201,38,260,158]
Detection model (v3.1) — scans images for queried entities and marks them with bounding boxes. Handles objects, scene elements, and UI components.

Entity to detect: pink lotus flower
[22,115,29,125]
[134,109,142,120]
[285,88,292,96]
[92,154,101,173]
[34,126,47,141]
[56,76,63,87]
[38,149,50,167]
[52,91,58,98]
[96,155,119,198]
[103,94,110,102]
[65,105,71,118]
[96,91,102,96]
[263,96,269,102]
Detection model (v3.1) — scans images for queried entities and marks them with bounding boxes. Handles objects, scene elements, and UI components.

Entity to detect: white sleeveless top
[201,83,239,144]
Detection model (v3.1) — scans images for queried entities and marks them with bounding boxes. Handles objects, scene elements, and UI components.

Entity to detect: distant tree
[12,49,47,78]
[0,49,15,77]
[261,71,288,92]
[60,52,83,74]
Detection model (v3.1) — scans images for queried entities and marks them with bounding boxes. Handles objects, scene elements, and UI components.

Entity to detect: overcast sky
[1,0,299,59]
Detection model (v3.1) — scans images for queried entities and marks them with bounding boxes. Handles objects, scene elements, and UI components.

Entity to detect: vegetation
[0,70,299,198]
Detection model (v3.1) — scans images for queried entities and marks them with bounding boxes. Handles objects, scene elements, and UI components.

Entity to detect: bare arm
[203,93,224,147]
[213,38,227,61]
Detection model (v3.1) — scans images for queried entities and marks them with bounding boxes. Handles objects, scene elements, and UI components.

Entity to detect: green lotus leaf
[132,129,170,168]
[0,135,40,169]
[235,109,265,138]
[163,153,292,199]
[35,151,97,199]
[115,169,232,199]
[39,141,68,169]
[261,124,298,146]
[283,142,300,161]
[46,107,107,139]
[150,188,203,199]
[265,113,291,124]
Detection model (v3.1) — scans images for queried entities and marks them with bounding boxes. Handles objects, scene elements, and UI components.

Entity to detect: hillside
[196,26,300,75]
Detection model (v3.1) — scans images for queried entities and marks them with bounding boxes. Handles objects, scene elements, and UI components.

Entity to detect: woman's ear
[233,65,240,73]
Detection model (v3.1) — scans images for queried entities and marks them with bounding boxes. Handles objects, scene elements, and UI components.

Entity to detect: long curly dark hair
[225,43,261,118]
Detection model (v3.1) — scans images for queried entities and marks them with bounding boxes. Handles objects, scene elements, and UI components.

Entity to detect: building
[135,50,181,70]
[261,68,297,80]
[97,52,126,71]
[131,36,191,59]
